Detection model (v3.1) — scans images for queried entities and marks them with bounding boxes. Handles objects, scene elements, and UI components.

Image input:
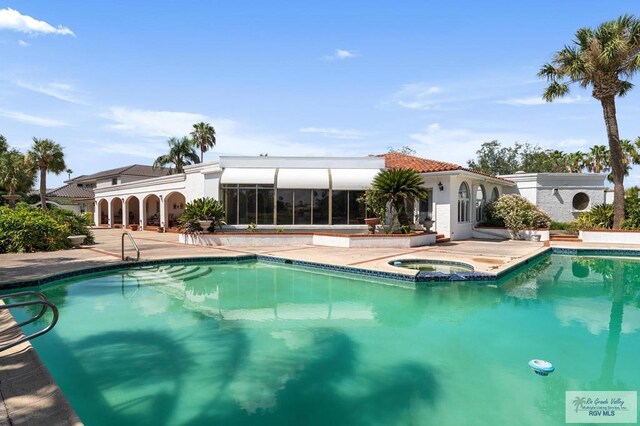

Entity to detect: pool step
[550,235,582,242]
[435,234,450,244]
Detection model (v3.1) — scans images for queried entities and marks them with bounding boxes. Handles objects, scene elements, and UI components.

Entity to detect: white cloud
[392,83,443,110]
[323,49,357,61]
[16,81,85,104]
[496,95,586,106]
[299,127,368,140]
[0,8,75,36]
[17,39,29,47]
[557,138,589,148]
[104,107,212,138]
[103,106,355,159]
[0,110,69,127]
[408,123,528,166]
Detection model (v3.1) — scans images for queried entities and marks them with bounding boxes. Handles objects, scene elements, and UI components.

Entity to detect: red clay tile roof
[377,153,513,183]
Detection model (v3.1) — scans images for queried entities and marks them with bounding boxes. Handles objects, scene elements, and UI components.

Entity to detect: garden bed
[179,231,437,248]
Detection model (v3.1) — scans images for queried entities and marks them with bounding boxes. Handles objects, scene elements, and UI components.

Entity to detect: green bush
[550,221,575,231]
[0,204,93,253]
[178,197,226,233]
[574,203,614,230]
[491,194,551,239]
[480,201,505,227]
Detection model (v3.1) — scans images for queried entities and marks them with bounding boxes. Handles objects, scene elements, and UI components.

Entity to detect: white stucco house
[500,172,609,222]
[93,153,514,240]
[92,153,611,240]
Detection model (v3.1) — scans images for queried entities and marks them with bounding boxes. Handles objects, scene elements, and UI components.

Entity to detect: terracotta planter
[130,224,139,231]
[364,217,380,235]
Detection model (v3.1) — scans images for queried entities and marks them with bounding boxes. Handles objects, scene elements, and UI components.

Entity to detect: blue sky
[1,1,640,188]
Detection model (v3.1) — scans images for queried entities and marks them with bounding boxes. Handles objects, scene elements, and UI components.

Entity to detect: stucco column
[139,199,145,230]
[94,201,99,226]
[159,195,166,229]
[122,198,128,229]
[107,199,113,228]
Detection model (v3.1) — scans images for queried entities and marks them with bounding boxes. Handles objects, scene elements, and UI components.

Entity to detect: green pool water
[8,255,640,425]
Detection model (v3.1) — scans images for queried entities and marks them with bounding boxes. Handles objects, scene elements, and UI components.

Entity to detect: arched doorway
[143,194,161,228]
[98,199,109,226]
[111,198,123,228]
[126,196,140,228]
[164,192,186,230]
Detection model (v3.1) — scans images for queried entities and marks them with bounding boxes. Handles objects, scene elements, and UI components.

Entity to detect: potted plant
[423,215,434,232]
[179,197,226,233]
[130,224,139,231]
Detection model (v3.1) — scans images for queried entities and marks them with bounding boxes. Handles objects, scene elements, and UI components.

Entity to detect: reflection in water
[8,257,640,425]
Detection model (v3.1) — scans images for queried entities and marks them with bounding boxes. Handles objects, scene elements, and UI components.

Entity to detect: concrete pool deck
[2,228,640,425]
[1,228,553,286]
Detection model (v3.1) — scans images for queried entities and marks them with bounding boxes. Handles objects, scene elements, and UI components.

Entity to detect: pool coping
[3,246,640,291]
[0,301,83,426]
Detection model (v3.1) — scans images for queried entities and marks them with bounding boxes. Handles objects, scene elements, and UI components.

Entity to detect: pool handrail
[122,232,140,262]
[0,291,59,353]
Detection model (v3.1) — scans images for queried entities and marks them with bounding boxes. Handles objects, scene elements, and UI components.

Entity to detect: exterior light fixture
[552,188,559,195]
[438,182,444,191]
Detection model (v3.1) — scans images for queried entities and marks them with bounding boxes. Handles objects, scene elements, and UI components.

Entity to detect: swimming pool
[7,254,640,425]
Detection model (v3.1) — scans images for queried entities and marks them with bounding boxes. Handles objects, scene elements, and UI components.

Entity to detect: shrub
[574,203,614,229]
[491,194,551,239]
[480,201,505,227]
[178,197,226,233]
[550,221,576,231]
[0,204,93,253]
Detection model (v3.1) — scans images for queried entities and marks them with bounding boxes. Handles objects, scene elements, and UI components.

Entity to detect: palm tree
[153,137,200,174]
[66,168,73,181]
[564,151,585,173]
[26,138,66,209]
[371,168,428,228]
[584,145,610,173]
[539,15,640,229]
[0,134,7,153]
[190,122,216,163]
[0,149,35,208]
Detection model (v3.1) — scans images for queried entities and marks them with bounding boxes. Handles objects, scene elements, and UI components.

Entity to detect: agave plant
[178,197,226,233]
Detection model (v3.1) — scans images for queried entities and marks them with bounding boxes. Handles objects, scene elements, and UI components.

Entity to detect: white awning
[277,168,329,189]
[220,168,276,185]
[331,168,380,190]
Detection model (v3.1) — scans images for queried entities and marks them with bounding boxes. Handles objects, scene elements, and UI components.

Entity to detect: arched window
[475,185,486,222]
[458,182,470,223]
[491,187,500,202]
[572,192,590,211]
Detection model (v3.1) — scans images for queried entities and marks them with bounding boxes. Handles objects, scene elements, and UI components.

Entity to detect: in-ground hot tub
[389,259,474,273]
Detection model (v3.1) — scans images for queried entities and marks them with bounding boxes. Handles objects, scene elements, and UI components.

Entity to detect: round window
[572,192,590,211]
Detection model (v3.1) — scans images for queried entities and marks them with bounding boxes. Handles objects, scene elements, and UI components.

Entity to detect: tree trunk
[200,148,204,163]
[600,97,625,229]
[39,167,47,209]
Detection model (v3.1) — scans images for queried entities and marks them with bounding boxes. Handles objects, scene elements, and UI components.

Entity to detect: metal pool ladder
[122,232,140,261]
[0,291,59,353]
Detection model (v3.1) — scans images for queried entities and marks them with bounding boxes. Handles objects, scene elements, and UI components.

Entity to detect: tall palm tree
[0,149,35,208]
[190,122,216,163]
[153,137,200,174]
[66,168,73,181]
[26,138,66,209]
[539,15,640,229]
[584,145,610,173]
[371,168,428,228]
